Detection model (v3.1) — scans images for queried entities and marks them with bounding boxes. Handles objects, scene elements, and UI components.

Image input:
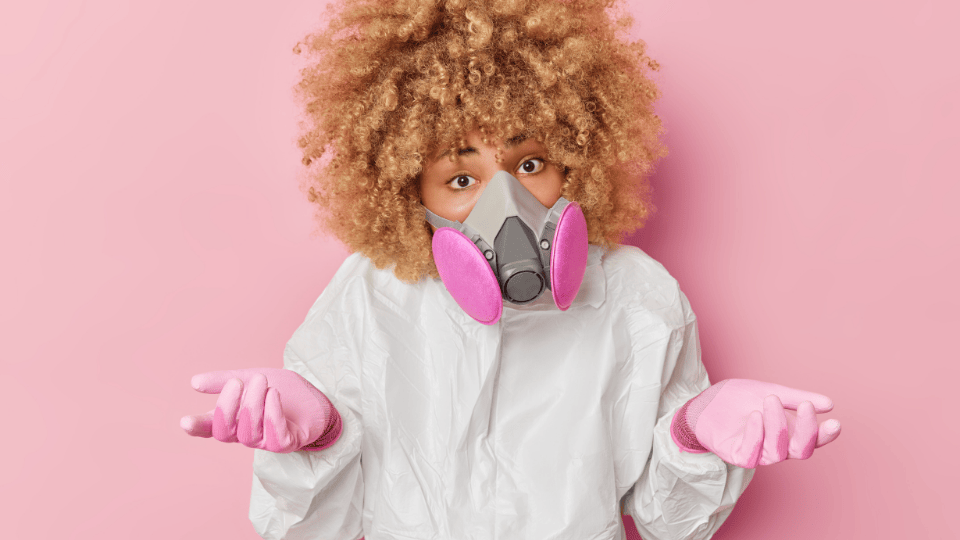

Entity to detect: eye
[517,158,545,175]
[448,175,477,190]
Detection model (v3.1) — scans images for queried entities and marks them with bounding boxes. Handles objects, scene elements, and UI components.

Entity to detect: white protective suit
[249,245,754,540]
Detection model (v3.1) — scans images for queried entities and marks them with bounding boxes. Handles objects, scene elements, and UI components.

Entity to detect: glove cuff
[300,387,344,452]
[670,398,709,453]
[671,380,731,453]
[302,406,342,451]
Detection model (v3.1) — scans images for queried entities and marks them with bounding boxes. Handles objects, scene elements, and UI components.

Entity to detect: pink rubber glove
[180,368,342,453]
[670,379,841,468]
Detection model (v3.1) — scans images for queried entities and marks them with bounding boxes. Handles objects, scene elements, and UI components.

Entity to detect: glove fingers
[759,395,789,465]
[191,370,252,394]
[212,378,243,442]
[180,411,214,438]
[264,388,298,453]
[734,410,764,468]
[756,381,833,413]
[816,418,842,448]
[788,401,819,459]
[237,373,268,447]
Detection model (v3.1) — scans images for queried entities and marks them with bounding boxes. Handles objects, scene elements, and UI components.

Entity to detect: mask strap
[423,207,463,230]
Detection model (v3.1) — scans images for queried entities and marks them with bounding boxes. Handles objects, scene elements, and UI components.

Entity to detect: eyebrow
[505,134,527,147]
[436,135,529,160]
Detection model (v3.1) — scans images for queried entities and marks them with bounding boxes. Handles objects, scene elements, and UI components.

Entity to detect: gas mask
[425,171,589,325]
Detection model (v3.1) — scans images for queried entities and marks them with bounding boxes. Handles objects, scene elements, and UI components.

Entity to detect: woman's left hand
[670,379,841,468]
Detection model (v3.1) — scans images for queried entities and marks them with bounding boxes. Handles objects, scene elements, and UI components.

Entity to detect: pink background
[1,0,956,538]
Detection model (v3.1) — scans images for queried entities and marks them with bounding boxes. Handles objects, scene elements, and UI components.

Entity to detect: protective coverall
[249,245,754,540]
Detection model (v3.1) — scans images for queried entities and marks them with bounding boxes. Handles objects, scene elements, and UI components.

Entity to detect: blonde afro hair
[296,0,665,282]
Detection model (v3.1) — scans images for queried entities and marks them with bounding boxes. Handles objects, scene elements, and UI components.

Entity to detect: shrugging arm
[249,257,368,540]
[618,289,754,540]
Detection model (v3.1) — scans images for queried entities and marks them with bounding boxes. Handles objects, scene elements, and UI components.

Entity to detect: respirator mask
[425,171,589,325]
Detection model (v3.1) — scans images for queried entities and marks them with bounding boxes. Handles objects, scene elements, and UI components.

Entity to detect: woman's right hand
[180,368,342,453]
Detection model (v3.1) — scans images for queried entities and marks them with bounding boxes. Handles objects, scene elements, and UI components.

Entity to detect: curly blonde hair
[296,0,664,282]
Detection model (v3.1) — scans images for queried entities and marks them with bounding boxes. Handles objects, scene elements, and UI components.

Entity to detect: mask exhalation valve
[495,216,545,304]
[503,271,544,303]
